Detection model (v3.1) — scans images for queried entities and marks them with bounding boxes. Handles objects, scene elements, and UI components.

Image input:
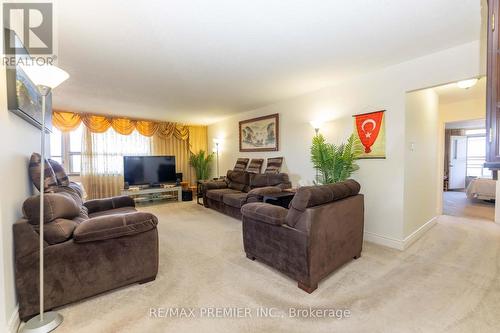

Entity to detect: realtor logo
[3,2,53,55]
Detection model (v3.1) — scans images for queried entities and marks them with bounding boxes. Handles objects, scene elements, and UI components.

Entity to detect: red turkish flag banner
[354,111,384,153]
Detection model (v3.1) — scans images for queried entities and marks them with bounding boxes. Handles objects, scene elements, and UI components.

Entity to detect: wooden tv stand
[121,186,182,204]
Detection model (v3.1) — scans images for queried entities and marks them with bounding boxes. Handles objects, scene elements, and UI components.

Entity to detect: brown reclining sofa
[241,180,364,293]
[14,185,159,321]
[203,170,292,219]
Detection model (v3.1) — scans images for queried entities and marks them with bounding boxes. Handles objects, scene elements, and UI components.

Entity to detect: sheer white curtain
[81,128,151,199]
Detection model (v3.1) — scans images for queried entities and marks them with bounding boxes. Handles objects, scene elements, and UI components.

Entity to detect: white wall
[0,67,40,331]
[208,41,483,247]
[404,89,439,237]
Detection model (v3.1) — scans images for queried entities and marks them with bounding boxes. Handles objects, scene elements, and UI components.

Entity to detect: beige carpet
[443,191,495,221]
[42,202,500,333]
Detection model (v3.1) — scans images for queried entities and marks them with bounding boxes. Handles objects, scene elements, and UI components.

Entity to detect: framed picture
[239,113,279,152]
[5,29,52,132]
[353,110,386,159]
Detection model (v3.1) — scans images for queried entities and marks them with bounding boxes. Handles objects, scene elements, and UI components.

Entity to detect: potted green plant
[189,150,215,181]
[310,133,363,184]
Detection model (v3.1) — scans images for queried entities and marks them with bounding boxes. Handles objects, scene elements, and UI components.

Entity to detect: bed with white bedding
[466,178,496,201]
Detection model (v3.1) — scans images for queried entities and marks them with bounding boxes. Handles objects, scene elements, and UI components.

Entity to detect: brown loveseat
[14,189,159,321]
[241,180,364,293]
[203,170,292,219]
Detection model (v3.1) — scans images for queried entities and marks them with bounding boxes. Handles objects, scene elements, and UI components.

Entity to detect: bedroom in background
[436,78,495,221]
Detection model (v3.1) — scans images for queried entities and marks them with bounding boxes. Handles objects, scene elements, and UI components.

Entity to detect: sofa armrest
[73,212,158,243]
[246,186,283,203]
[13,220,46,259]
[203,181,228,191]
[241,202,288,225]
[83,196,135,214]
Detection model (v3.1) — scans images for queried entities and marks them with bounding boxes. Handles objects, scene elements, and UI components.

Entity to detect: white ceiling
[433,77,486,104]
[54,0,482,124]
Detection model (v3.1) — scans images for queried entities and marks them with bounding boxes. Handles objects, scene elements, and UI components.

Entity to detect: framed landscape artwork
[239,113,279,152]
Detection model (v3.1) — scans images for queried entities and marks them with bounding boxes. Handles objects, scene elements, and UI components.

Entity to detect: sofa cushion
[84,196,135,214]
[73,212,158,243]
[241,202,288,225]
[74,206,89,223]
[68,182,85,199]
[222,192,248,208]
[33,218,78,244]
[249,173,290,189]
[47,184,84,207]
[23,192,80,224]
[29,153,58,191]
[206,188,241,202]
[48,159,70,186]
[226,170,249,192]
[89,206,137,218]
[203,180,228,191]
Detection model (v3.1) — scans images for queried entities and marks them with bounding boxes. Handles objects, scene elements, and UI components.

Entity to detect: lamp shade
[19,64,69,89]
[213,138,223,144]
[456,78,478,89]
[310,120,323,130]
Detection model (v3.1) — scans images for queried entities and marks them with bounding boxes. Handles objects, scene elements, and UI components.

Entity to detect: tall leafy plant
[310,133,363,184]
[189,150,214,181]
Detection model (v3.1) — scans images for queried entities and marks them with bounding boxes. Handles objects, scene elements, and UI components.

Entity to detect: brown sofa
[241,180,364,293]
[203,170,292,219]
[14,187,159,321]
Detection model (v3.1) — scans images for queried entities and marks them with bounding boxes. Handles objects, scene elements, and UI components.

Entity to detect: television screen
[123,156,176,186]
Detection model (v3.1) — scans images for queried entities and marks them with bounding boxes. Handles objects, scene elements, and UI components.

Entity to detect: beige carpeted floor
[43,202,500,333]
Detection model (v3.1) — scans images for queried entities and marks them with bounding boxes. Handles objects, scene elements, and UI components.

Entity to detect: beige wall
[404,89,440,237]
[208,41,483,248]
[0,68,40,331]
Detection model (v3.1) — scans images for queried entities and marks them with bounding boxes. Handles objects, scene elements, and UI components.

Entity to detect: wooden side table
[196,181,205,205]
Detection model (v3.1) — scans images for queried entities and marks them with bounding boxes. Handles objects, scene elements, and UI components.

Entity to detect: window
[466,133,492,178]
[50,124,83,175]
[465,128,486,135]
[88,128,151,175]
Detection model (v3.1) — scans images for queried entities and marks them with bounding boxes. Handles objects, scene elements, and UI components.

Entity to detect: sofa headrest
[249,173,290,188]
[23,192,81,225]
[292,180,360,210]
[29,152,58,191]
[286,180,361,227]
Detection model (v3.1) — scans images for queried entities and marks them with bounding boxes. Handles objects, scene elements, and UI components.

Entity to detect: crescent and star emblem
[361,119,377,138]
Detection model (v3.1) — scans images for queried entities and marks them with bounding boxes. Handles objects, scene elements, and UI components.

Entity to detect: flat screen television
[123,156,176,186]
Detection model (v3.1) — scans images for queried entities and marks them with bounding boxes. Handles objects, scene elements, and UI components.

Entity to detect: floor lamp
[310,121,322,184]
[213,138,222,178]
[20,64,70,333]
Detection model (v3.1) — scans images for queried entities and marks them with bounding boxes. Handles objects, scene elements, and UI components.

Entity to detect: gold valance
[52,110,208,154]
[53,110,190,140]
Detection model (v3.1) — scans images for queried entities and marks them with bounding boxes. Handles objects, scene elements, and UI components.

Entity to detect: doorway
[443,120,495,220]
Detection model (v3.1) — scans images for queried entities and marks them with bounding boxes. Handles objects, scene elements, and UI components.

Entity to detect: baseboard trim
[402,216,438,250]
[364,216,438,251]
[7,305,20,333]
[363,231,404,250]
